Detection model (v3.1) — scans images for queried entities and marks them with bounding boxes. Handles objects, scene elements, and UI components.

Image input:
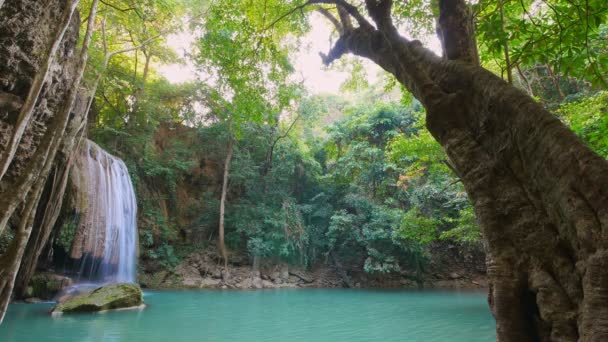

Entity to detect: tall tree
[195,0,303,268]
[219,134,233,269]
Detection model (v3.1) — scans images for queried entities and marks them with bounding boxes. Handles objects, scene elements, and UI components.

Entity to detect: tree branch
[266,0,373,32]
[99,0,136,13]
[317,7,343,34]
[365,0,395,31]
[337,5,353,31]
[317,0,373,29]
[107,32,163,58]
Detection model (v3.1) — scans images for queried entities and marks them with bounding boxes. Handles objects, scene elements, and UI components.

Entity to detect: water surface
[0,289,495,341]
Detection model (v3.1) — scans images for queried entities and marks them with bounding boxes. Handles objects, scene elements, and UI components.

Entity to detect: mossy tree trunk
[318,0,608,340]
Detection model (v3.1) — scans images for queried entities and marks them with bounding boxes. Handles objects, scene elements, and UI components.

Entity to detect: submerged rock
[24,297,43,304]
[52,283,143,314]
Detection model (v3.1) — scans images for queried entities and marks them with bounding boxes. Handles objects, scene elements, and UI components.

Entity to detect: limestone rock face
[0,0,80,185]
[52,283,144,314]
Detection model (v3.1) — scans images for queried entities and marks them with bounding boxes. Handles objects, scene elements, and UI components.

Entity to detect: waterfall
[69,140,137,284]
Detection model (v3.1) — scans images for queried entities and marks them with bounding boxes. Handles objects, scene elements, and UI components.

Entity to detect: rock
[289,271,314,283]
[280,266,289,280]
[25,273,72,300]
[261,280,275,288]
[238,278,253,288]
[449,272,461,280]
[52,283,144,314]
[252,277,263,289]
[25,297,43,304]
[221,269,230,282]
[182,277,201,287]
[139,271,168,289]
[199,278,221,288]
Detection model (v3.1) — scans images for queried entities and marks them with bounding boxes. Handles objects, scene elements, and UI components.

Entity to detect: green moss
[53,283,143,313]
[27,273,71,300]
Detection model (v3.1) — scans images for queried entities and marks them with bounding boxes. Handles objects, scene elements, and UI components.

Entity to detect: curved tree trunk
[320,0,608,340]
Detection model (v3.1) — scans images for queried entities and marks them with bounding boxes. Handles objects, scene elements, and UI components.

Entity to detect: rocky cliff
[0,0,80,185]
[0,0,87,314]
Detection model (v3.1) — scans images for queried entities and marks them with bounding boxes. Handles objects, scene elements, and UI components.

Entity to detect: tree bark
[219,137,234,269]
[319,0,608,340]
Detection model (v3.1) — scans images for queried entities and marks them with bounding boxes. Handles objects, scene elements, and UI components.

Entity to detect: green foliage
[440,207,482,245]
[194,0,305,130]
[326,196,411,274]
[147,244,180,269]
[398,207,440,245]
[476,0,608,86]
[56,218,78,252]
[78,0,608,282]
[339,60,370,93]
[388,112,449,181]
[0,228,14,255]
[312,99,476,274]
[139,203,181,268]
[558,91,608,157]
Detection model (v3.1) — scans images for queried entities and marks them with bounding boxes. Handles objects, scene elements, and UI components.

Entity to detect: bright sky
[157,30,197,84]
[158,14,442,95]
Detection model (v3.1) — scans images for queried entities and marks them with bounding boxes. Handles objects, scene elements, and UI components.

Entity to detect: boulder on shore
[52,283,144,314]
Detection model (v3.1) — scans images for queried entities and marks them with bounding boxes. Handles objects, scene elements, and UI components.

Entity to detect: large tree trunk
[321,0,608,340]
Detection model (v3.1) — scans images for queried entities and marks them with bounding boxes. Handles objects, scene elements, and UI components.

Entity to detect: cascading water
[69,140,137,284]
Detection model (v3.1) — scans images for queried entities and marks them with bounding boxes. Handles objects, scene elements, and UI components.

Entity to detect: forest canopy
[79,0,607,266]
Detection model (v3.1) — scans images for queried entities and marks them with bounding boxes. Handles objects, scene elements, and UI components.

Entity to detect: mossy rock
[52,283,143,314]
[25,273,72,300]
